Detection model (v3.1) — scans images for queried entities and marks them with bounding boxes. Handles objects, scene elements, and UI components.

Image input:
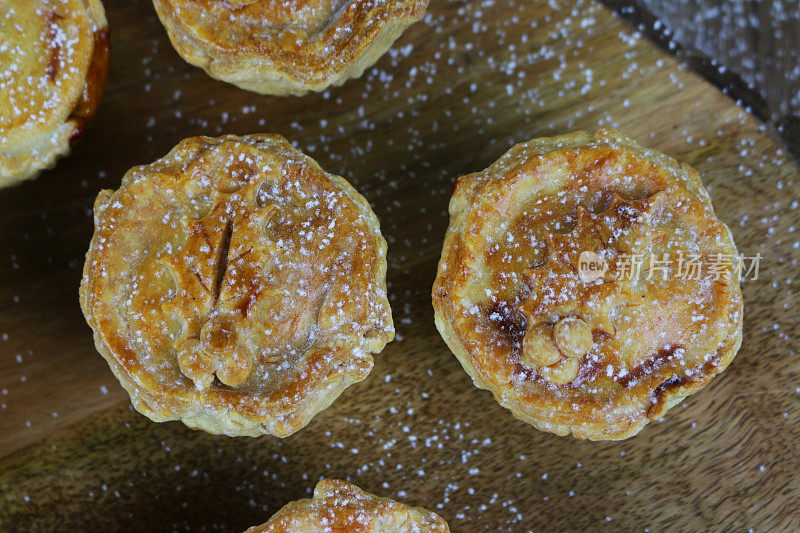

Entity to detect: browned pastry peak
[160,196,279,389]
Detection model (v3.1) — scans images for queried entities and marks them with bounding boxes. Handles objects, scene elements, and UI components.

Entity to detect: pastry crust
[0,0,109,187]
[432,129,743,440]
[80,134,394,437]
[151,0,429,95]
[246,479,450,532]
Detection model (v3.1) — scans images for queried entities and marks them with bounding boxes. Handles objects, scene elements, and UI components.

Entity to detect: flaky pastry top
[1,0,108,186]
[80,134,393,437]
[246,479,450,532]
[152,0,428,94]
[433,129,743,440]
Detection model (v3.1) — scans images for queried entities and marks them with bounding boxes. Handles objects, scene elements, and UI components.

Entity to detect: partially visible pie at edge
[432,128,744,440]
[0,0,109,187]
[245,479,450,532]
[152,0,429,95]
[80,134,394,437]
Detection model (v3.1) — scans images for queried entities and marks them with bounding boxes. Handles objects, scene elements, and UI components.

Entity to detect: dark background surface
[608,0,800,162]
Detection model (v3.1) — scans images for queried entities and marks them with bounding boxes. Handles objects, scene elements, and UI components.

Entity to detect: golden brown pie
[151,0,429,96]
[80,134,394,437]
[245,479,450,532]
[0,0,109,187]
[432,129,743,440]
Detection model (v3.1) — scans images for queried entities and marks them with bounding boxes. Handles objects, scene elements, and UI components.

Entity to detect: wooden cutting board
[1,0,798,530]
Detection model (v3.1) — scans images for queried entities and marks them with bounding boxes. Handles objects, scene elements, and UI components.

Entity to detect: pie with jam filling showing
[433,129,743,440]
[0,0,109,187]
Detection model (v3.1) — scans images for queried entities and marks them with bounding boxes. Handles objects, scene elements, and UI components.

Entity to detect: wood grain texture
[1,0,798,531]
